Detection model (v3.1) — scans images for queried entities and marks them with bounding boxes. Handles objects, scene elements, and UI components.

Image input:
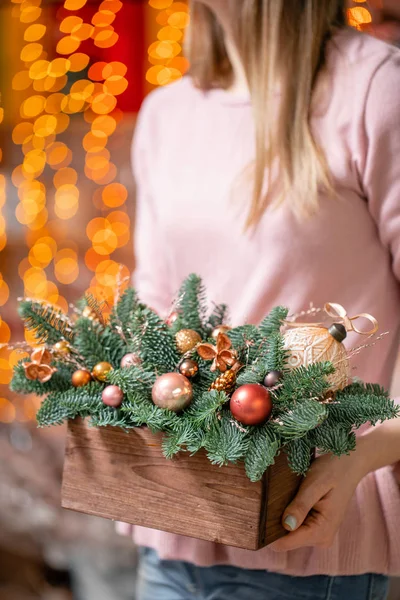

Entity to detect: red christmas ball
[230,384,272,426]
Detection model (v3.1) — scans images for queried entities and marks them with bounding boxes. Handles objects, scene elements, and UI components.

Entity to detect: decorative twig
[84,293,108,326]
[229,419,248,434]
[286,304,323,322]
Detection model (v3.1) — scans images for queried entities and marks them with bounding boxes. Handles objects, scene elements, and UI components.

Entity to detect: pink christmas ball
[151,372,193,412]
[102,385,124,408]
[120,353,141,368]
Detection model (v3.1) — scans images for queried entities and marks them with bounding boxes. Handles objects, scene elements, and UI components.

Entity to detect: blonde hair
[187,0,346,225]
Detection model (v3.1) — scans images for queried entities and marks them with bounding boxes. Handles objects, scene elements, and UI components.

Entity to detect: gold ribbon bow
[285,303,379,336]
[323,303,378,336]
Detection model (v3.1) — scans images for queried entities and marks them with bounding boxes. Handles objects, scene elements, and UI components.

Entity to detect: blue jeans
[137,548,389,600]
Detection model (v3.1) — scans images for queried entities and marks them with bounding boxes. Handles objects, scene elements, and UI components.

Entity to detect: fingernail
[284,515,297,531]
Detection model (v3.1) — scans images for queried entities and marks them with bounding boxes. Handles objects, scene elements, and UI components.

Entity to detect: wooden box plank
[61,418,302,550]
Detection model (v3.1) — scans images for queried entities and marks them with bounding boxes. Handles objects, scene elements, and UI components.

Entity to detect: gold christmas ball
[283,326,350,392]
[211,325,232,340]
[92,361,113,382]
[152,372,193,412]
[72,369,92,387]
[175,329,202,353]
[53,340,70,356]
[179,359,199,378]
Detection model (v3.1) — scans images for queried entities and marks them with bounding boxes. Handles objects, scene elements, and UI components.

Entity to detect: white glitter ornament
[283,303,379,393]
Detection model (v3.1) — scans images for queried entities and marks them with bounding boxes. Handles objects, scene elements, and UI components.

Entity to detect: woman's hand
[269,449,367,553]
[270,415,400,552]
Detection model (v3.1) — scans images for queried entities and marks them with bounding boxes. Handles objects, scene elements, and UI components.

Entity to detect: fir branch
[236,332,288,385]
[191,358,217,394]
[204,412,250,466]
[244,424,280,482]
[310,422,356,456]
[36,382,104,427]
[185,429,206,454]
[285,437,313,476]
[262,332,289,373]
[259,306,288,338]
[36,396,71,427]
[236,367,264,386]
[89,408,134,429]
[108,366,156,399]
[228,325,262,363]
[162,422,198,459]
[206,303,229,332]
[328,387,399,428]
[73,319,127,369]
[121,391,180,432]
[109,288,138,341]
[187,390,228,429]
[128,306,180,372]
[18,300,74,344]
[57,382,104,414]
[171,274,207,336]
[276,362,334,408]
[274,400,327,440]
[339,381,390,399]
[10,361,73,396]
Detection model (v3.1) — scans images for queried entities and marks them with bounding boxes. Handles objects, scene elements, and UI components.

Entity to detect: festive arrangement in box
[8,274,399,482]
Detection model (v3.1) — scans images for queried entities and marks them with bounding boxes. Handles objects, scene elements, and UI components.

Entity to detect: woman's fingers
[281,477,329,532]
[270,506,335,552]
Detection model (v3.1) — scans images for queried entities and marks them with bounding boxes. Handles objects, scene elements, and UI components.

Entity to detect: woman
[131,1,400,598]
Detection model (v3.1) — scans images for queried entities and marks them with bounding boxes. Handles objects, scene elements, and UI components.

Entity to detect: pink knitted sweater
[126,28,400,576]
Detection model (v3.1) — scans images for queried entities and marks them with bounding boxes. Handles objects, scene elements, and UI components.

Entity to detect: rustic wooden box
[61,418,302,550]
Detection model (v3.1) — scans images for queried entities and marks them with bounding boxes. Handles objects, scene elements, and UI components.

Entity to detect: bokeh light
[147,0,190,86]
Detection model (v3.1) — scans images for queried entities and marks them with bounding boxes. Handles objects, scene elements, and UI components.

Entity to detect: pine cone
[210,369,237,394]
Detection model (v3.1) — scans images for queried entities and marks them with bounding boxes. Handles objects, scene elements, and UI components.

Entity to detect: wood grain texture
[61,419,302,550]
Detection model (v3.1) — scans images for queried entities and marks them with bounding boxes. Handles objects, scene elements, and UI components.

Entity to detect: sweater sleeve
[131,98,173,314]
[363,52,400,281]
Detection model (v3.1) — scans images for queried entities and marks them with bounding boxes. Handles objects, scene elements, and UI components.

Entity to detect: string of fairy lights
[0,0,374,423]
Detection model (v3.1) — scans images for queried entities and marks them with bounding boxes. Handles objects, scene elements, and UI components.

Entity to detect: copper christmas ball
[211,325,232,340]
[102,385,124,407]
[175,329,202,354]
[263,370,283,388]
[120,352,141,368]
[230,384,272,426]
[53,340,70,356]
[152,372,193,412]
[72,369,92,387]
[179,359,199,378]
[92,361,113,382]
